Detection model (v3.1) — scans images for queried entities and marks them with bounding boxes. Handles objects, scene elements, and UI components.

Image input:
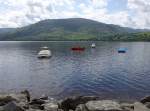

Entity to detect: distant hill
[0,18,150,41]
[0,28,15,34]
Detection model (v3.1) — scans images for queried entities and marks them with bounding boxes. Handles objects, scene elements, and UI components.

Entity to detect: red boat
[71,47,85,51]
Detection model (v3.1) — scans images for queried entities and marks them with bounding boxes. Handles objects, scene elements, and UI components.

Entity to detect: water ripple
[0,41,150,101]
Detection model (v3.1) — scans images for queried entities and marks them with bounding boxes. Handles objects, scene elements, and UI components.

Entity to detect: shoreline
[0,40,150,42]
[0,90,150,111]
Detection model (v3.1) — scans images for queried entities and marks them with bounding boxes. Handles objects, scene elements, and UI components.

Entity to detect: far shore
[0,40,150,42]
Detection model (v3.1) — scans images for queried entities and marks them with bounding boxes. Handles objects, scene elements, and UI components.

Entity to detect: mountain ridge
[0,18,150,41]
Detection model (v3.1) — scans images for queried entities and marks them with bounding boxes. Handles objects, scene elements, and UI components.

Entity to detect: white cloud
[92,0,107,8]
[127,0,150,29]
[0,0,79,27]
[0,0,150,29]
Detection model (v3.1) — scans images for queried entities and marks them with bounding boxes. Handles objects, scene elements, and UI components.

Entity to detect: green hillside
[115,32,150,41]
[0,18,149,41]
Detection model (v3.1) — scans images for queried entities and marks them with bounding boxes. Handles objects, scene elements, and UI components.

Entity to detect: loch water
[0,41,150,101]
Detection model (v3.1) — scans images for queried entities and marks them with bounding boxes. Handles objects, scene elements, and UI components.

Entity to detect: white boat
[38,47,52,58]
[91,43,96,48]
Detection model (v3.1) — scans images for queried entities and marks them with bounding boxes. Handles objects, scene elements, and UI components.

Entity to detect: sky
[0,0,150,29]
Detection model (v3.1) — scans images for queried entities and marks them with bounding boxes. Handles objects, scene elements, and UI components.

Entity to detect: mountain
[0,28,15,34]
[0,18,150,41]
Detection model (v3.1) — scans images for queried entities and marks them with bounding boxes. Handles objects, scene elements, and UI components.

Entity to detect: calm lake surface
[0,41,150,101]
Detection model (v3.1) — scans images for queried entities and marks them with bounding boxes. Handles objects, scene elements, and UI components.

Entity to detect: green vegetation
[110,32,150,41]
[0,18,149,41]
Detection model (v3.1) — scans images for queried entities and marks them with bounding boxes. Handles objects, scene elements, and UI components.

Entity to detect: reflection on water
[0,41,150,101]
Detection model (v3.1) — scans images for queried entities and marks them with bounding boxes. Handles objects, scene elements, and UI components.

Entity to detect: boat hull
[118,51,126,53]
[38,49,52,58]
[118,48,127,53]
[71,47,85,51]
[91,43,96,48]
[38,55,51,58]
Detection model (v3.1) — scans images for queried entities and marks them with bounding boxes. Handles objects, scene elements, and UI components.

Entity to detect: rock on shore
[0,91,150,111]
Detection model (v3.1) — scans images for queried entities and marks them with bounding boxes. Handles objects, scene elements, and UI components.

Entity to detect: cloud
[91,0,107,8]
[0,0,80,27]
[127,0,150,28]
[0,0,149,29]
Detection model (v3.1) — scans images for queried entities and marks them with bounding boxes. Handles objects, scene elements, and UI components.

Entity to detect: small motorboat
[38,46,52,58]
[118,48,127,53]
[71,47,85,51]
[91,43,96,48]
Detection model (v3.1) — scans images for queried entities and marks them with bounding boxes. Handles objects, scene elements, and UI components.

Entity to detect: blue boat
[118,48,127,53]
